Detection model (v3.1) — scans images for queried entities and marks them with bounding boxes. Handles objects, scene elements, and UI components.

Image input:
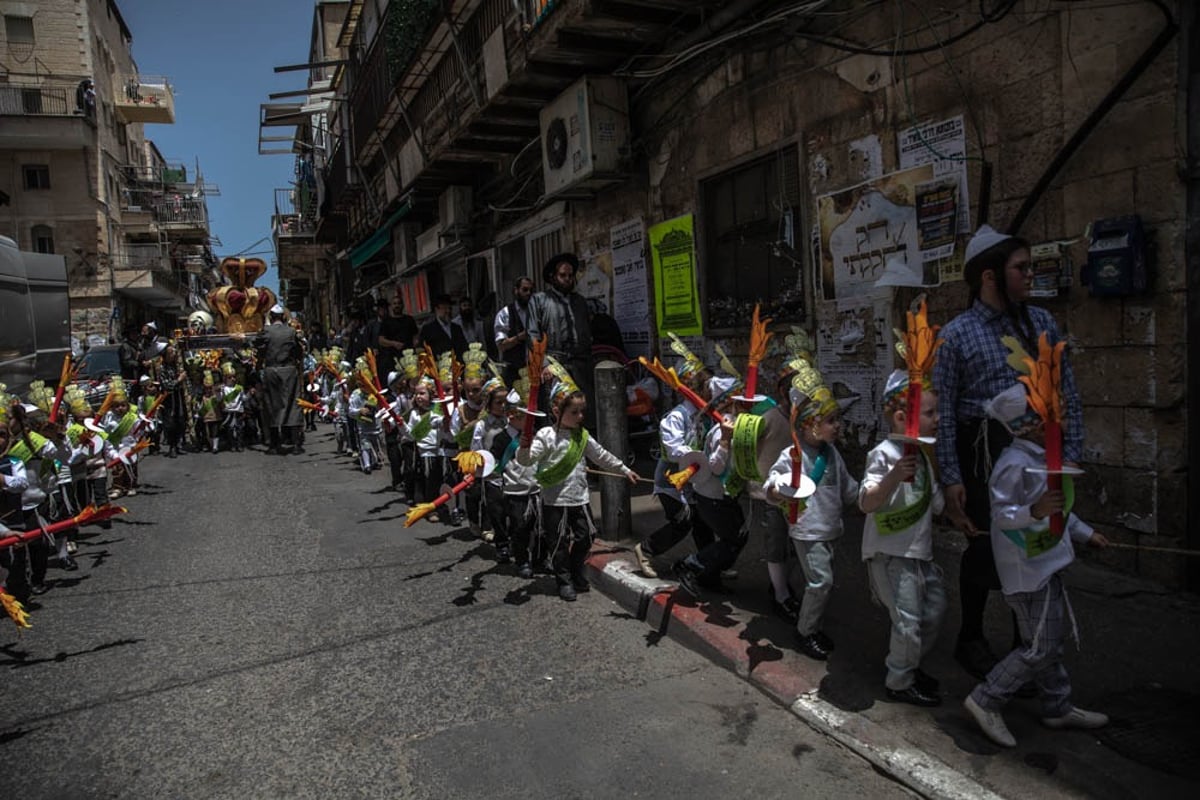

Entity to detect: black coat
[419,318,469,360]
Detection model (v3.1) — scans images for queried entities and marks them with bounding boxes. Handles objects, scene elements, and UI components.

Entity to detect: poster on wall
[648,214,703,337]
[577,249,613,311]
[813,297,894,444]
[898,114,972,282]
[611,218,652,358]
[817,164,935,310]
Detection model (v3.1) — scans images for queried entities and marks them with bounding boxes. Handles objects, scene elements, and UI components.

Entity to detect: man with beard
[493,276,533,386]
[377,295,419,376]
[528,253,594,430]
[454,296,487,347]
[260,304,305,454]
[419,294,469,360]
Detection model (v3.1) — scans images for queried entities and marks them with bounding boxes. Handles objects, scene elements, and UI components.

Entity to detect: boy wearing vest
[408,380,447,522]
[633,347,715,581]
[765,362,858,661]
[480,370,542,578]
[382,371,411,493]
[670,375,745,598]
[963,382,1109,748]
[471,378,516,564]
[102,380,141,497]
[859,371,946,707]
[220,365,246,452]
[517,369,639,601]
[450,347,488,534]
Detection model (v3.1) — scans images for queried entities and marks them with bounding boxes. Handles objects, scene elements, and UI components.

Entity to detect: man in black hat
[419,294,468,360]
[528,253,594,428]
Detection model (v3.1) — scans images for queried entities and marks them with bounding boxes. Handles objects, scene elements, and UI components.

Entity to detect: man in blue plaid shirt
[933,225,1083,680]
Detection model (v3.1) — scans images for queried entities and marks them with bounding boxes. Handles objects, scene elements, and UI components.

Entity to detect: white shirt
[764,440,858,541]
[493,303,529,343]
[652,402,702,502]
[690,420,734,501]
[517,424,630,506]
[989,437,1094,595]
[858,439,945,561]
[408,405,444,456]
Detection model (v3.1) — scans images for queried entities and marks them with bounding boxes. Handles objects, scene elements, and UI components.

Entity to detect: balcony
[347,0,708,208]
[0,84,96,149]
[111,246,187,307]
[273,183,328,280]
[114,75,176,124]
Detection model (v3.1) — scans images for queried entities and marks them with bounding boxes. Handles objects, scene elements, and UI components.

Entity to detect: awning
[349,200,413,269]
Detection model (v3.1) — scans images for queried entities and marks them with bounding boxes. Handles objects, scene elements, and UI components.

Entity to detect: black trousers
[956,418,1013,644]
[416,454,444,506]
[0,508,48,602]
[503,492,540,566]
[385,430,404,487]
[643,493,715,557]
[691,494,748,579]
[542,504,593,586]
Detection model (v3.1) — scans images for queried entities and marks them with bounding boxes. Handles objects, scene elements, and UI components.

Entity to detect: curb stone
[584,542,1006,800]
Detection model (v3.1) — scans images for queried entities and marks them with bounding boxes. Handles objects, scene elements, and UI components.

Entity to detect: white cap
[708,375,736,398]
[506,389,522,406]
[139,374,153,384]
[985,383,1040,433]
[964,224,1013,266]
[270,304,285,315]
[387,371,401,386]
[154,341,168,355]
[145,321,157,331]
[883,369,909,402]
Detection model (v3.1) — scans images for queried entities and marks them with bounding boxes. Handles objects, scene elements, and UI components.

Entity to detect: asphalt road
[1,428,910,799]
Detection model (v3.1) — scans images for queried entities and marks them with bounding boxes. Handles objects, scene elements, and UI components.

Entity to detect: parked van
[0,235,71,394]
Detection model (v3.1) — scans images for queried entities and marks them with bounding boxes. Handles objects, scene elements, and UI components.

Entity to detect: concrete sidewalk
[585,488,1200,800]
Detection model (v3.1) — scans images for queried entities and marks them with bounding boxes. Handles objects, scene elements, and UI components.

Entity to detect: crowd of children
[5,229,1114,753]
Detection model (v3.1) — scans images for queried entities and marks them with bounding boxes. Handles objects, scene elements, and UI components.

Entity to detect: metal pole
[594,359,630,541]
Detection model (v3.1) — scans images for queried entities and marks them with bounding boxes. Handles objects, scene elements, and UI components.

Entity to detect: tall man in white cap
[260,304,305,454]
[932,225,1083,681]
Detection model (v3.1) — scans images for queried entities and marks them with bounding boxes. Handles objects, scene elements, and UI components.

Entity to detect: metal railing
[110,244,172,272]
[0,85,78,116]
[274,185,318,237]
[154,197,208,227]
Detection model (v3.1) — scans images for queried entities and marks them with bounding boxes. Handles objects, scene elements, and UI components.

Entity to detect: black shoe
[59,555,78,572]
[955,639,998,680]
[30,583,49,596]
[294,446,305,455]
[1016,681,1038,699]
[697,576,731,594]
[794,632,830,661]
[672,559,703,598]
[813,631,835,653]
[265,447,279,455]
[914,668,940,694]
[571,574,590,592]
[559,583,577,602]
[516,562,534,579]
[771,589,802,622]
[886,684,942,707]
[495,545,511,564]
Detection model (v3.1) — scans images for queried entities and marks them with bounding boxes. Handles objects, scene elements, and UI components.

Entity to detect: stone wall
[561,0,1189,585]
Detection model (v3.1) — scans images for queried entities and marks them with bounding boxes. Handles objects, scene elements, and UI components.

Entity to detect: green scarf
[7,431,47,464]
[535,428,589,488]
[873,455,932,535]
[454,418,480,450]
[112,410,139,440]
[411,410,434,441]
[1002,477,1076,558]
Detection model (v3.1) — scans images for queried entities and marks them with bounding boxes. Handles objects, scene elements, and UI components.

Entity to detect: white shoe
[721,568,738,581]
[1042,706,1108,730]
[633,543,658,578]
[964,695,1016,747]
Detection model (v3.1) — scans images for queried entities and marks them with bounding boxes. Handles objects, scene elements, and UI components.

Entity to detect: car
[74,345,126,407]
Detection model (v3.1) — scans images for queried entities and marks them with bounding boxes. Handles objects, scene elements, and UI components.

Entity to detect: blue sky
[118,0,317,293]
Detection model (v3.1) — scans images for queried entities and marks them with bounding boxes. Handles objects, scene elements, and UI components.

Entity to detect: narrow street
[1,429,909,799]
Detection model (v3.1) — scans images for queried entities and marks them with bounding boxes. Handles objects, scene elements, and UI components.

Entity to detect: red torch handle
[787,449,802,524]
[1045,420,1064,535]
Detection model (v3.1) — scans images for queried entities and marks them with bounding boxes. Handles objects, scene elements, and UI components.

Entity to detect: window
[700,146,806,329]
[3,15,34,44]
[22,164,50,190]
[31,225,54,254]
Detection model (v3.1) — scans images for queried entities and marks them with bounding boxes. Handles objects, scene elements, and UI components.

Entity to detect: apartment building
[0,0,218,347]
[265,0,1196,588]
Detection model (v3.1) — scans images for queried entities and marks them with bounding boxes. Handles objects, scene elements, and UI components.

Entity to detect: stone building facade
[285,0,1194,587]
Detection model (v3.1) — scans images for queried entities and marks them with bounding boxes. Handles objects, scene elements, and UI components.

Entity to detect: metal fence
[0,85,73,116]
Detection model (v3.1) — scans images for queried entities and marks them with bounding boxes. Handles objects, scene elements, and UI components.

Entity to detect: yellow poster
[649,214,703,336]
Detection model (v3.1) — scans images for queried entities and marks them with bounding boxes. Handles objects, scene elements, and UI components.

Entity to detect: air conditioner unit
[539,76,630,197]
[439,186,473,233]
[415,226,442,263]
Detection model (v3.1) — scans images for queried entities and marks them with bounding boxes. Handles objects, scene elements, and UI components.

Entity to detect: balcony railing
[114,74,175,124]
[154,197,208,227]
[0,85,78,116]
[111,244,172,272]
[275,183,317,237]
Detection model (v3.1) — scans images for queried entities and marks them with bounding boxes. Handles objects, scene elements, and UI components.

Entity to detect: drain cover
[1094,686,1200,779]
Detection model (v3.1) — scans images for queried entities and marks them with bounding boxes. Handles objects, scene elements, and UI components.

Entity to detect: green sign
[649,215,703,336]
